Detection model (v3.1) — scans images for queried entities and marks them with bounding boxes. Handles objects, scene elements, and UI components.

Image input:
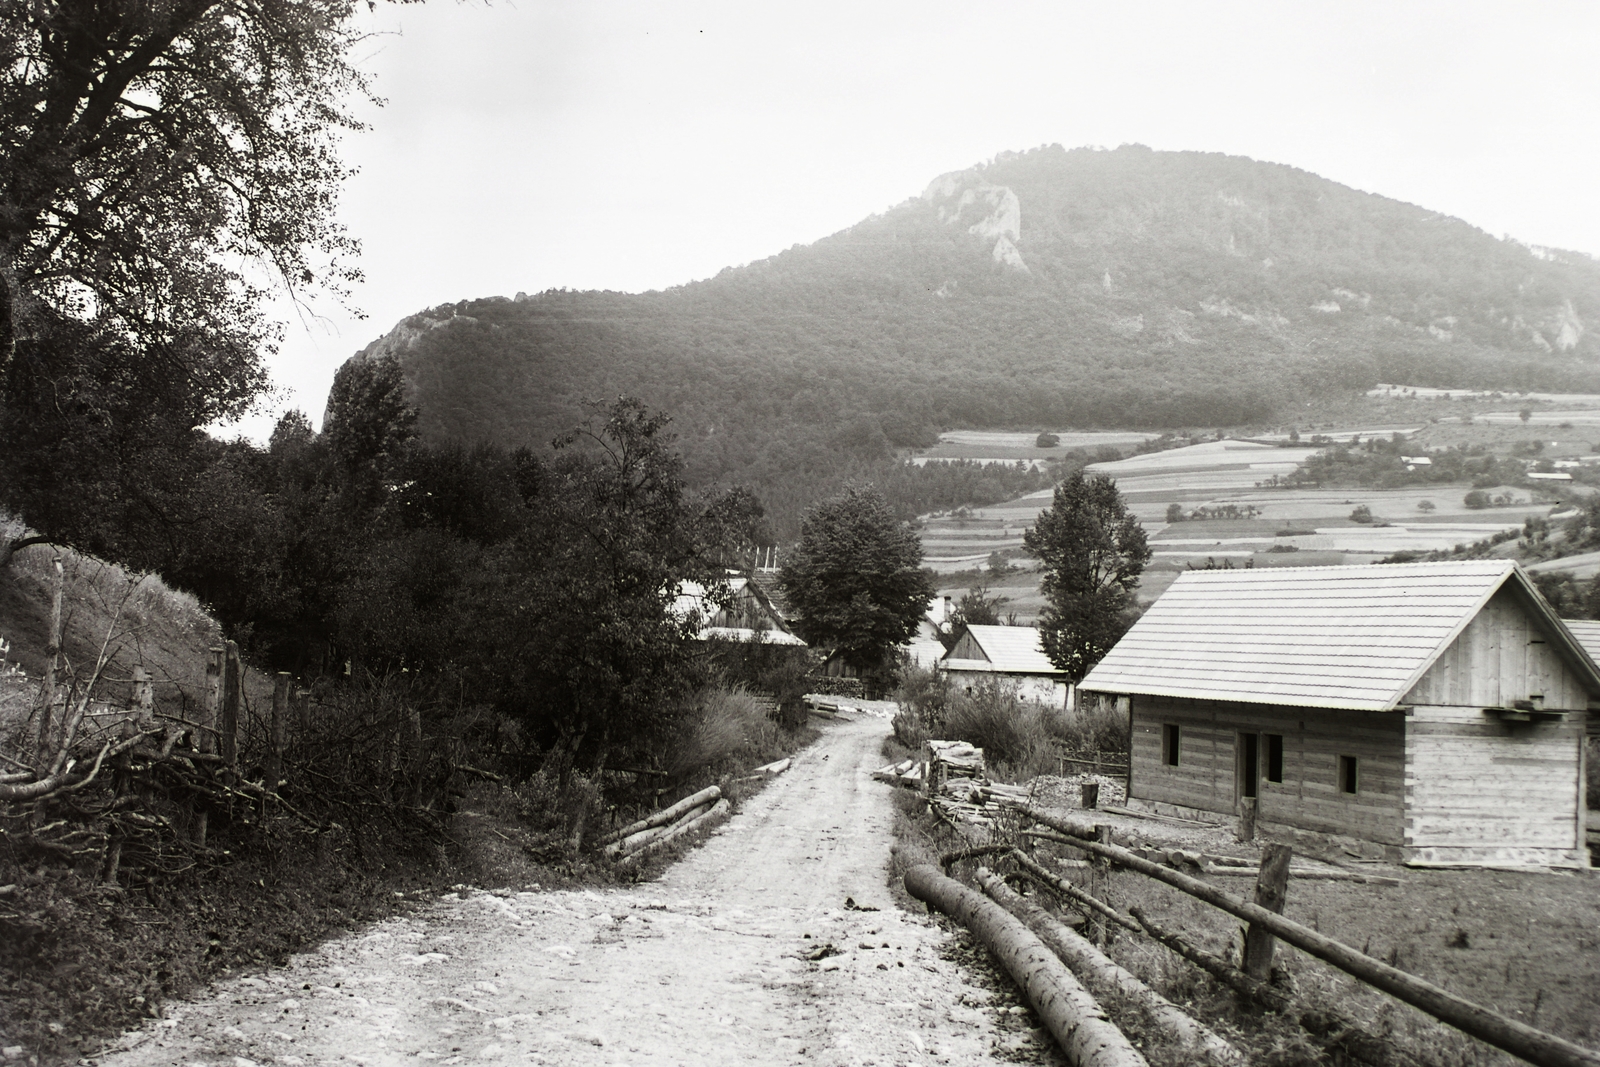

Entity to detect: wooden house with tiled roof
[940,624,1069,705]
[1081,560,1598,868]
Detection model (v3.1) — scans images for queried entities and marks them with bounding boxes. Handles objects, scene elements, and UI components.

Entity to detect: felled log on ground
[903,864,1148,1067]
[1021,805,1600,1067]
[601,785,722,848]
[975,867,1242,1066]
[751,758,791,776]
[606,808,701,858]
[615,799,730,867]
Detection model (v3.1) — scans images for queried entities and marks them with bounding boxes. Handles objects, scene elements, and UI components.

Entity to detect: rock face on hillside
[333,144,1600,526]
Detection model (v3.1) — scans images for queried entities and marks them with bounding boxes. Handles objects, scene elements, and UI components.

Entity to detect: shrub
[660,687,782,780]
[510,764,607,855]
[1464,489,1490,509]
[1035,432,1060,448]
[1349,505,1373,523]
[1058,692,1130,760]
[891,662,949,749]
[942,681,1060,776]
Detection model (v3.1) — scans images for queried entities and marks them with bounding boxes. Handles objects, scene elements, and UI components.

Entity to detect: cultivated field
[910,428,1161,466]
[920,431,1568,614]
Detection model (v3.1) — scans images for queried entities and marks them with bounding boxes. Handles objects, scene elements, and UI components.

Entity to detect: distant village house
[939,624,1069,706]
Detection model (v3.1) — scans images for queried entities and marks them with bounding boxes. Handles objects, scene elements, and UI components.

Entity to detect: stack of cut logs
[601,758,790,866]
[601,785,729,866]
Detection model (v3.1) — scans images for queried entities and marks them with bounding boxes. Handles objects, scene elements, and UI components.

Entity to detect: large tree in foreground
[780,484,935,676]
[1024,470,1150,683]
[0,0,377,563]
[0,0,370,376]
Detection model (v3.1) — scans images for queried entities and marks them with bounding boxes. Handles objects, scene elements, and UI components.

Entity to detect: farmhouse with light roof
[1081,560,1597,868]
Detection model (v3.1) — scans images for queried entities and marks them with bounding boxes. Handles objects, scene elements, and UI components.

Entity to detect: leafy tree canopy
[0,0,370,380]
[779,484,935,672]
[1024,470,1151,683]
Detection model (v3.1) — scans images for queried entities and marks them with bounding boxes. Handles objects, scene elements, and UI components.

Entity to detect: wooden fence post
[1088,823,1113,945]
[194,646,224,846]
[293,688,311,735]
[199,646,223,754]
[266,672,290,788]
[131,666,154,726]
[1243,843,1293,980]
[32,554,64,763]
[1238,797,1257,843]
[219,640,241,770]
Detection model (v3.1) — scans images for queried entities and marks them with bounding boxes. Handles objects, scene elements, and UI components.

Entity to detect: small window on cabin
[1162,723,1181,767]
[1266,734,1284,784]
[1338,755,1359,794]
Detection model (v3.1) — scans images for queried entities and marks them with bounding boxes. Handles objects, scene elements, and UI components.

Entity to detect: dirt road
[97,712,1053,1067]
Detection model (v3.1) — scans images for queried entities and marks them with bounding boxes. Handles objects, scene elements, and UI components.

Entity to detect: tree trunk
[904,864,1149,1067]
[977,868,1241,1065]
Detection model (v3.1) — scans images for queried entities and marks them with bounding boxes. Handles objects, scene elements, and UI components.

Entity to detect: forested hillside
[340,144,1600,534]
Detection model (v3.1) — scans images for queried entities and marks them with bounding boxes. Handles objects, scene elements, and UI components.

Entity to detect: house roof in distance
[942,624,1063,676]
[1081,560,1600,712]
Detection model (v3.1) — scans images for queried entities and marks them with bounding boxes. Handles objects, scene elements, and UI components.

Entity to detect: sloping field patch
[917,429,1160,463]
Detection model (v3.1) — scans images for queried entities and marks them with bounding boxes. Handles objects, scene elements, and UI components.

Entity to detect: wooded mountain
[337,144,1600,534]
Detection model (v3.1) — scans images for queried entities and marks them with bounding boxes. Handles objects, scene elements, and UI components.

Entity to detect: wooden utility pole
[1243,843,1293,980]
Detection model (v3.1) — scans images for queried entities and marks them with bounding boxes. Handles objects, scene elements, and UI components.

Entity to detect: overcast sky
[239,0,1600,441]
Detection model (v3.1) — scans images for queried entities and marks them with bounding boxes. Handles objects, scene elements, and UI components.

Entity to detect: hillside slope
[339,144,1600,528]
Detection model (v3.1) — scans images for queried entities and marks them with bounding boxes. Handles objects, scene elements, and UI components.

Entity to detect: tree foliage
[779,485,935,674]
[0,0,370,380]
[1024,470,1150,683]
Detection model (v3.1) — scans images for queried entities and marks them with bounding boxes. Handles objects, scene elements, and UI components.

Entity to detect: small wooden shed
[1081,560,1599,868]
[940,624,1069,705]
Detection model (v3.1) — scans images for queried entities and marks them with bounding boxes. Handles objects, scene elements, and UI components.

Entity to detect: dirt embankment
[95,713,1055,1066]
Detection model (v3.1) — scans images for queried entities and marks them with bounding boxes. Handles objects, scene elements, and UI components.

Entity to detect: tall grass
[661,686,783,779]
[891,663,1130,782]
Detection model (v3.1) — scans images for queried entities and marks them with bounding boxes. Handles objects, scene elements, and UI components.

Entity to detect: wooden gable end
[948,630,990,662]
[1404,587,1592,710]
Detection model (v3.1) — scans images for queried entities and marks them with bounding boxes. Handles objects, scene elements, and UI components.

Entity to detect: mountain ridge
[338,144,1600,532]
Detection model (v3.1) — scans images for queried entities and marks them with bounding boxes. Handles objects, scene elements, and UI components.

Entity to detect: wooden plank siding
[1403,706,1585,867]
[1403,588,1590,710]
[947,630,988,662]
[1130,696,1406,845]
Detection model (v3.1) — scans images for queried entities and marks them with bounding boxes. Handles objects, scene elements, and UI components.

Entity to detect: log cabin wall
[1402,588,1589,710]
[1130,695,1406,845]
[1399,588,1589,866]
[1403,706,1584,866]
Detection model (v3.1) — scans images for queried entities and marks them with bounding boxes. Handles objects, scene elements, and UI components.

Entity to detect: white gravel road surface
[95,712,1052,1067]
